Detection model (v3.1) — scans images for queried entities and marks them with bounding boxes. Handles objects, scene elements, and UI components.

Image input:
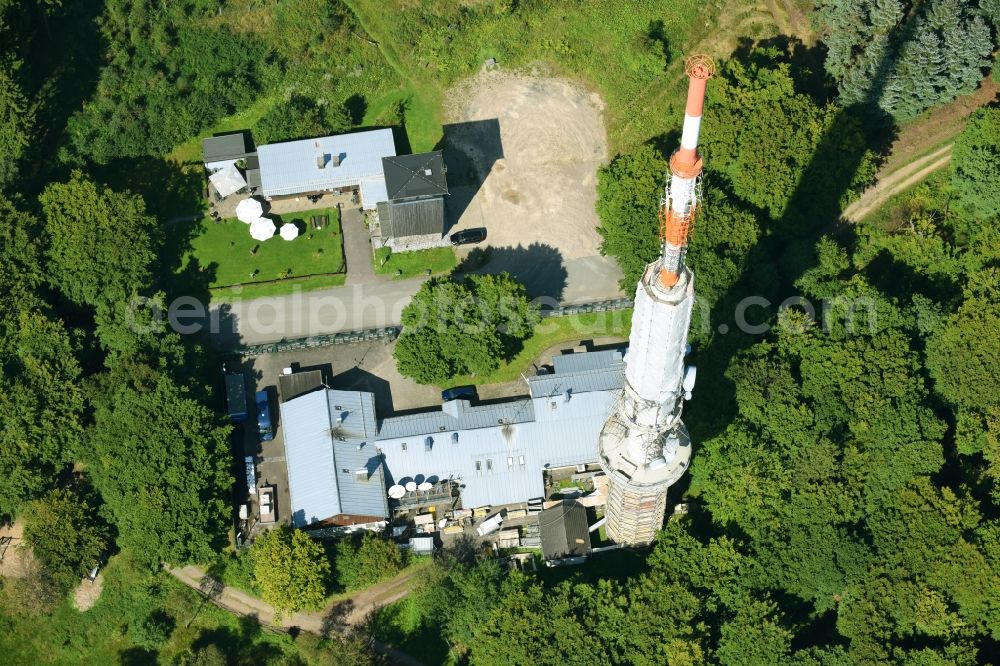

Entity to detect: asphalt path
[207,276,430,345]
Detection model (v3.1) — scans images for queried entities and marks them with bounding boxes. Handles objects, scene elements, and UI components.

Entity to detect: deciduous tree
[22,487,109,591]
[87,366,232,565]
[251,526,330,615]
[39,172,160,310]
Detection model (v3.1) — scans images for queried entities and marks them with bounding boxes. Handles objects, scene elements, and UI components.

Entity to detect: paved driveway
[208,276,429,345]
[342,206,380,286]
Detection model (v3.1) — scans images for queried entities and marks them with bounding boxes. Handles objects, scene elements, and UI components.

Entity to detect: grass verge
[441,309,633,388]
[374,246,457,278]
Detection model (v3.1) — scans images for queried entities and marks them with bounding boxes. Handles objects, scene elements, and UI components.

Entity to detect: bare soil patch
[443,70,608,262]
[72,572,104,611]
[0,521,32,579]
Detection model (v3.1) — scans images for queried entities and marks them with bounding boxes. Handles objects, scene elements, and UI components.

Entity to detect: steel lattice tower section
[598,55,715,546]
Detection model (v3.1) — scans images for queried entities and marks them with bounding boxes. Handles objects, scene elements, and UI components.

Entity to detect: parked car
[442,385,476,402]
[256,390,274,441]
[450,227,487,245]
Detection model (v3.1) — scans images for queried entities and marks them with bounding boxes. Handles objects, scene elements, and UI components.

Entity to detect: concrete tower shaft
[598,55,714,546]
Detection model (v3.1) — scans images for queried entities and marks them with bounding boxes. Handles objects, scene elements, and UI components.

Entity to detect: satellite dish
[405,481,417,492]
[388,485,406,499]
[683,366,697,400]
[418,482,432,491]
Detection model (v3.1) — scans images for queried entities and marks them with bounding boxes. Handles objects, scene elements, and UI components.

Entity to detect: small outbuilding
[538,500,591,561]
[203,132,255,172]
[376,151,450,249]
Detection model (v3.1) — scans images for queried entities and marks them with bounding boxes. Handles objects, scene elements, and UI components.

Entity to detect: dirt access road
[841,78,997,223]
[169,564,426,664]
[841,144,953,222]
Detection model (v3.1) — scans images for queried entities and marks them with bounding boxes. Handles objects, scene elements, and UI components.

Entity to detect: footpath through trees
[168,564,425,665]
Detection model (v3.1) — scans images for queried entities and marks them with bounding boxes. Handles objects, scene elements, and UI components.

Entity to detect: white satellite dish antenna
[388,485,406,499]
[405,481,417,492]
[683,366,697,400]
[418,482,432,491]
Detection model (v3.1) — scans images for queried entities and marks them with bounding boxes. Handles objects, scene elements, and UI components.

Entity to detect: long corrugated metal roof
[528,365,624,399]
[376,398,535,440]
[552,349,624,375]
[384,198,445,238]
[281,390,342,526]
[257,128,396,198]
[325,390,388,519]
[281,389,387,526]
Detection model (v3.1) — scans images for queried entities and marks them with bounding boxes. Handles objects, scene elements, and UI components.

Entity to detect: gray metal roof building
[280,350,626,526]
[377,198,446,239]
[203,133,254,169]
[280,389,388,527]
[257,128,396,200]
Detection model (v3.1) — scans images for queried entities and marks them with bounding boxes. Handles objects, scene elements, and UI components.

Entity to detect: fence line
[235,297,634,357]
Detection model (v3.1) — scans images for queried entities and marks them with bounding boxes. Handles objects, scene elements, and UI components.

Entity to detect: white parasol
[235,198,264,223]
[279,223,300,241]
[249,217,276,241]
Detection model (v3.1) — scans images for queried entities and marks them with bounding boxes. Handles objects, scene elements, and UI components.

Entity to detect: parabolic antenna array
[597,55,715,546]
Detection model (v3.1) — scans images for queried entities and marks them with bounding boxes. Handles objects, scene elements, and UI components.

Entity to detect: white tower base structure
[598,55,714,546]
[598,265,694,544]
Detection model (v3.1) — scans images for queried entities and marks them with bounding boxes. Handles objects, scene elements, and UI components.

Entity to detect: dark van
[442,385,476,402]
[256,390,274,441]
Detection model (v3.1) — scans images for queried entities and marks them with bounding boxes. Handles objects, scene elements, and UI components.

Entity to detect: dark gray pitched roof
[382,151,449,200]
[203,133,253,163]
[539,500,590,560]
[380,198,445,238]
[278,370,324,403]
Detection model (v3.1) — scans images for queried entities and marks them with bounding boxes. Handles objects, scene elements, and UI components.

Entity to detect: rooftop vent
[424,437,433,452]
[424,168,432,176]
[331,153,342,167]
[452,432,459,444]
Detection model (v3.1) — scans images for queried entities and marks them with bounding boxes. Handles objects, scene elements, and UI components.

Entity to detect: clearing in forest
[443,70,624,302]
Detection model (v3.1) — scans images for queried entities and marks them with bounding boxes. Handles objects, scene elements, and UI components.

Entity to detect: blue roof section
[282,350,626,519]
[257,128,396,198]
[551,349,624,375]
[281,391,341,526]
[280,388,388,526]
[376,399,535,440]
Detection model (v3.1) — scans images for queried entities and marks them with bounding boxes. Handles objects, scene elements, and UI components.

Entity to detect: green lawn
[374,246,456,278]
[167,207,345,300]
[441,309,633,388]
